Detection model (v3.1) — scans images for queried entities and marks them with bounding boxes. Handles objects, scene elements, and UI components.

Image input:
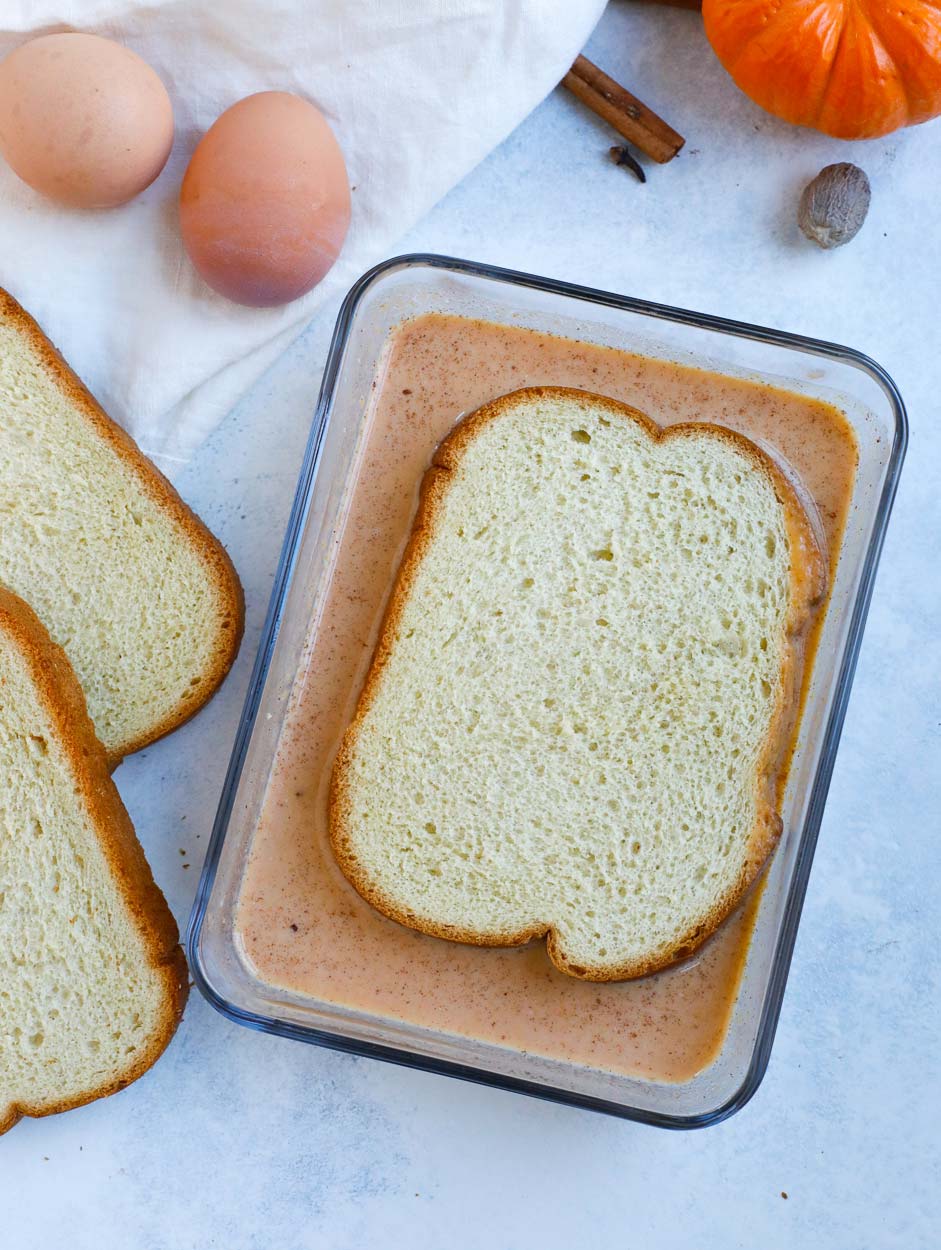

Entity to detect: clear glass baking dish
[187,254,906,1128]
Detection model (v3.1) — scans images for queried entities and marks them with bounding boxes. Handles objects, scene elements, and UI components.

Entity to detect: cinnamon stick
[562,54,684,164]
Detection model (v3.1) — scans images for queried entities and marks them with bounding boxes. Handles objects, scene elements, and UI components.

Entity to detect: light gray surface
[2,5,938,1247]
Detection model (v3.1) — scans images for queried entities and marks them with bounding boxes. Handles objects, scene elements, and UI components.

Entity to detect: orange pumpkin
[702,0,941,139]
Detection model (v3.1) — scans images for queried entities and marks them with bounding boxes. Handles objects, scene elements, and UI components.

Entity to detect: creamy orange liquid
[236,315,857,1083]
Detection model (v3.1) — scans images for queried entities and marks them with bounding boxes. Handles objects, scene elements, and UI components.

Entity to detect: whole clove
[609,144,646,183]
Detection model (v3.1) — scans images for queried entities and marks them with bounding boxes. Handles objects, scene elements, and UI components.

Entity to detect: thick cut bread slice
[331,387,826,981]
[0,588,187,1135]
[0,288,243,766]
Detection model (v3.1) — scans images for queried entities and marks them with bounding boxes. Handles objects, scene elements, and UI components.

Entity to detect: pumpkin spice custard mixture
[235,313,858,1084]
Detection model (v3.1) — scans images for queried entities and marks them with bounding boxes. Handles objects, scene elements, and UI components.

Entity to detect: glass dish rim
[186,252,908,1130]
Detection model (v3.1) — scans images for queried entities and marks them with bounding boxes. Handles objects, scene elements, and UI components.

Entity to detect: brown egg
[0,33,173,208]
[180,91,351,307]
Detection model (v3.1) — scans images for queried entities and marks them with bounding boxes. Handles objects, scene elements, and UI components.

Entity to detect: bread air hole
[571,429,591,444]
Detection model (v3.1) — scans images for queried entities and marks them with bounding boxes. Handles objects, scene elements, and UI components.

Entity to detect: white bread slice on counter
[0,288,243,767]
[0,588,187,1135]
[331,387,826,981]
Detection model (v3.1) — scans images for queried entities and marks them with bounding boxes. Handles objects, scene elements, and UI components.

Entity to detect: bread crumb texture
[0,290,243,764]
[0,590,185,1133]
[332,388,823,980]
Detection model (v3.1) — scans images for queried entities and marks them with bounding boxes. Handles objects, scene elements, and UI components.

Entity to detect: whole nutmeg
[798,163,871,249]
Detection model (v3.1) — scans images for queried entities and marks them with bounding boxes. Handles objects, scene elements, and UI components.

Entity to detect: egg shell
[0,32,173,209]
[180,91,351,308]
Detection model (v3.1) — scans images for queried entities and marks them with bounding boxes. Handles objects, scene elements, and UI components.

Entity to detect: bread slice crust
[0,587,188,1135]
[0,288,244,768]
[330,387,827,981]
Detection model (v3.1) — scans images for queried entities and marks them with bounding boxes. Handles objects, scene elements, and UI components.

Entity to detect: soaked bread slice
[0,288,243,766]
[0,588,187,1134]
[331,387,826,981]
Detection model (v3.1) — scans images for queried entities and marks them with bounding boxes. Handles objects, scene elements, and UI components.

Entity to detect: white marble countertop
[2,5,938,1247]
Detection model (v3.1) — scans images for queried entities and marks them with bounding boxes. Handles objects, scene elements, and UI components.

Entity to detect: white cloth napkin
[0,1,605,471]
